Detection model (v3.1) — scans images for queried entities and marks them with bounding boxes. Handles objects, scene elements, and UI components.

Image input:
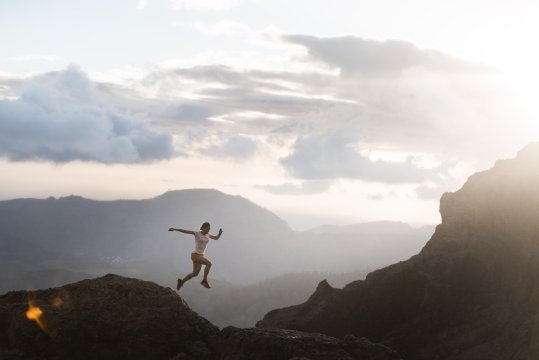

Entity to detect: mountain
[0,189,294,284]
[0,274,401,360]
[257,142,539,359]
[0,189,432,290]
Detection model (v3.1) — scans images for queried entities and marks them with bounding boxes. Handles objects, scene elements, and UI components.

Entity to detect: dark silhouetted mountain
[258,143,539,360]
[0,189,432,288]
[0,274,401,360]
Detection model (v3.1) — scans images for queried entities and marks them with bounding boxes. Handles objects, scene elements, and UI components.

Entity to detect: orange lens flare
[26,303,43,321]
[51,296,64,308]
[26,299,50,336]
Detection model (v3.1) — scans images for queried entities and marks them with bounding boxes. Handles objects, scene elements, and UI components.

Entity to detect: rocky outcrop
[214,327,401,360]
[0,274,218,360]
[258,143,539,360]
[0,274,400,360]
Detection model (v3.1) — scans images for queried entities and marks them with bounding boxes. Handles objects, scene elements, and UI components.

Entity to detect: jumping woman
[168,222,223,290]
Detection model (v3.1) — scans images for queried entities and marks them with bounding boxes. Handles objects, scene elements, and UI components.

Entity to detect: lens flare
[26,294,50,336]
[51,296,64,308]
[25,303,43,321]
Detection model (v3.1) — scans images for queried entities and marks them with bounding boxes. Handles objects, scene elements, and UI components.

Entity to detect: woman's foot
[200,280,211,288]
[176,278,183,290]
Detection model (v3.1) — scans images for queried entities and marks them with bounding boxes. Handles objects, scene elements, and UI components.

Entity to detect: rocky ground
[0,274,400,360]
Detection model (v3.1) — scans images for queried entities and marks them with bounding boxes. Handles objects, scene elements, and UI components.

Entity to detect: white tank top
[193,231,209,254]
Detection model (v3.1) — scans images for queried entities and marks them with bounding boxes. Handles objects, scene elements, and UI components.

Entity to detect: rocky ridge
[0,274,400,360]
[257,143,539,359]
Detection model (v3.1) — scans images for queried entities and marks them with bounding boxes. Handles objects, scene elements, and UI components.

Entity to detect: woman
[168,222,223,290]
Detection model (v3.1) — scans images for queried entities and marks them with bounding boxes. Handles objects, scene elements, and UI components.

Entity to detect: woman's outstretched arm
[209,228,223,240]
[168,228,195,235]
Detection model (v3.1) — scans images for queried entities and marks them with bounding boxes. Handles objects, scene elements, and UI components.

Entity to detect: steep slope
[258,143,539,360]
[0,274,401,360]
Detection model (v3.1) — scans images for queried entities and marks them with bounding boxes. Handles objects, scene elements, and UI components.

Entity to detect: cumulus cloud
[272,35,515,162]
[135,34,514,191]
[280,130,447,183]
[1,33,511,192]
[142,64,340,132]
[283,35,488,76]
[144,38,508,163]
[0,66,173,163]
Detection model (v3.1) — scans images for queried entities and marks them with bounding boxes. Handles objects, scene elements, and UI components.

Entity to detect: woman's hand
[210,228,223,240]
[168,228,175,232]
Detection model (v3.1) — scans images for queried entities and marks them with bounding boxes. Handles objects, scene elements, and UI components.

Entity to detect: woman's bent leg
[182,261,202,283]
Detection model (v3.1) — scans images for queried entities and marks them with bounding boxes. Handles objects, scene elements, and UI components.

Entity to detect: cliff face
[258,143,539,360]
[0,274,400,360]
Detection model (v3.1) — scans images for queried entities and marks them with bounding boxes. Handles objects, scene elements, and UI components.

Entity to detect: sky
[1,0,539,230]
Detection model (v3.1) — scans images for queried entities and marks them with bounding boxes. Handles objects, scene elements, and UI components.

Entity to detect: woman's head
[200,222,210,234]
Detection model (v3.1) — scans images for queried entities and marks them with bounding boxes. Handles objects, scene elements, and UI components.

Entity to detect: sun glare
[25,303,43,321]
[25,297,51,336]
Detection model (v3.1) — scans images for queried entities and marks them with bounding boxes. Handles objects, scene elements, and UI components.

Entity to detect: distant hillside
[0,189,294,284]
[0,189,433,289]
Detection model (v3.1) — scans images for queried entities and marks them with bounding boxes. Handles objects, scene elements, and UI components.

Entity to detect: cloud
[0,66,173,163]
[280,130,445,183]
[1,32,511,190]
[143,64,340,129]
[283,35,488,76]
[199,135,257,160]
[271,35,514,162]
[138,35,513,186]
[256,180,332,195]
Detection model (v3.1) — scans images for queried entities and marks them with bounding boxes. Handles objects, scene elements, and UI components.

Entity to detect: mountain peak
[433,142,539,253]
